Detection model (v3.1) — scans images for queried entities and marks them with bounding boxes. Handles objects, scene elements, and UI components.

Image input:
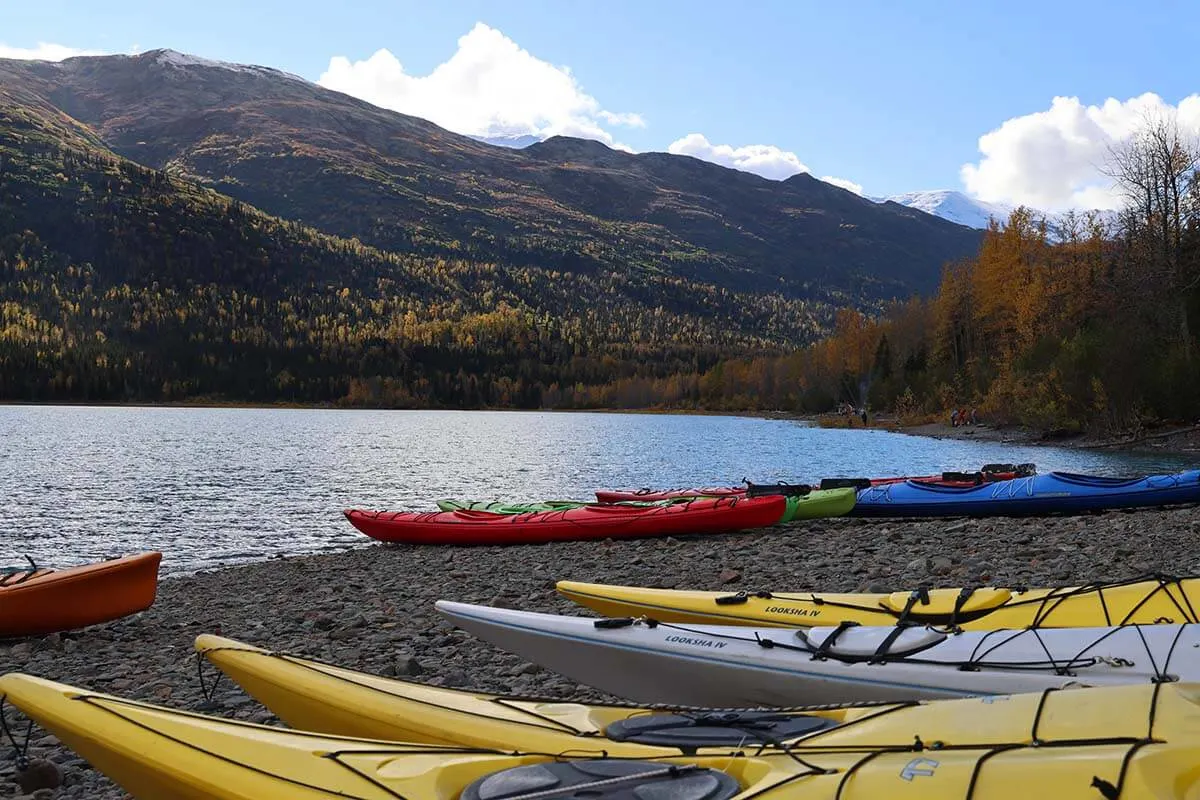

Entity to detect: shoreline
[7,505,1200,798]
[4,399,1199,456]
[891,419,1200,454]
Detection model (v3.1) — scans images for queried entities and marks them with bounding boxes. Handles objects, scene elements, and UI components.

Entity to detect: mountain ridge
[0,48,983,300]
[83,50,1097,239]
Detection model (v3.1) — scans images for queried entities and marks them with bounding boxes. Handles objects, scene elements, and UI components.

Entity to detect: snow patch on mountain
[876,189,1120,242]
[880,190,1014,230]
[472,133,542,149]
[148,49,308,83]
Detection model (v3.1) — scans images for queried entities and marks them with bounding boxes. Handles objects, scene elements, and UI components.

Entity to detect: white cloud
[318,25,872,187]
[667,133,809,180]
[0,42,108,61]
[821,175,864,195]
[317,22,642,148]
[961,92,1200,212]
[599,110,645,128]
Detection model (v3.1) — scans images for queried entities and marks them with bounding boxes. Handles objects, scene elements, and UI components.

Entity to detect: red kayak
[344,495,786,546]
[597,464,1036,502]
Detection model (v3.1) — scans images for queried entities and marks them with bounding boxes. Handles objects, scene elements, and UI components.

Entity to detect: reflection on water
[0,406,1194,574]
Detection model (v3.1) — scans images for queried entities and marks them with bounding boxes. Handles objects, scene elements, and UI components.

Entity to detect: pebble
[929,556,953,575]
[14,761,62,794]
[4,505,1200,798]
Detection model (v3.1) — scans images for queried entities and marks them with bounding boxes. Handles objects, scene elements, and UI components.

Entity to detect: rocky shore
[895,420,1041,444]
[4,505,1200,798]
[897,419,1200,452]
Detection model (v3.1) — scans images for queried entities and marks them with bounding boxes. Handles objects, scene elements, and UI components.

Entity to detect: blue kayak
[848,469,1200,517]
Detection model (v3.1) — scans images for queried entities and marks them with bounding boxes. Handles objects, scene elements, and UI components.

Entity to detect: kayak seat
[461,760,742,800]
[798,625,946,660]
[1048,472,1147,488]
[605,711,838,751]
[579,505,664,515]
[450,510,511,520]
[879,587,1012,617]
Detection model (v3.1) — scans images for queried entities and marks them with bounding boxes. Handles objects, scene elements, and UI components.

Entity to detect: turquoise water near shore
[1,405,1195,573]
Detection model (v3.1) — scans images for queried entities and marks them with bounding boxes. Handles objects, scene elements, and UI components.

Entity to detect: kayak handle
[715,590,774,605]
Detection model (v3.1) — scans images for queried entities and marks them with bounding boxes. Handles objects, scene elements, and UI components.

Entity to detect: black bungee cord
[0,696,32,772]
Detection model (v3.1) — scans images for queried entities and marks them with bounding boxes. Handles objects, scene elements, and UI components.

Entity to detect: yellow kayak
[5,669,1200,799]
[556,575,1200,629]
[195,633,887,751]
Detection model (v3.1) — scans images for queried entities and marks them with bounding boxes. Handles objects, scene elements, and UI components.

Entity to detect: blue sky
[3,0,1199,207]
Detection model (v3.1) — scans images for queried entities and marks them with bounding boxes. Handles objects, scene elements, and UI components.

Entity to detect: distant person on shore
[951,408,959,427]
[970,408,978,425]
[859,407,868,425]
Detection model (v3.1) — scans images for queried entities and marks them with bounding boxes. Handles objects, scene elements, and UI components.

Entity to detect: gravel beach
[3,505,1200,799]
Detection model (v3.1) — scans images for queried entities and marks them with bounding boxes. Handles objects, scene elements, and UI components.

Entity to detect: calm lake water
[1,405,1195,574]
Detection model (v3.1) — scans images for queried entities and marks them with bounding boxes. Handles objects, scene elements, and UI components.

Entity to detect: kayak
[194,634,1198,775]
[4,671,1199,800]
[438,487,857,523]
[776,487,856,521]
[596,463,1037,502]
[436,498,680,512]
[195,633,885,752]
[819,464,1035,490]
[555,574,1200,629]
[344,494,785,546]
[595,486,747,503]
[0,552,162,638]
[0,673,769,800]
[436,600,1200,706]
[849,469,1200,517]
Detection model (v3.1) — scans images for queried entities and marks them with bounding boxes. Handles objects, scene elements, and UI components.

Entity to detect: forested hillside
[0,103,831,406]
[0,48,993,409]
[639,117,1200,434]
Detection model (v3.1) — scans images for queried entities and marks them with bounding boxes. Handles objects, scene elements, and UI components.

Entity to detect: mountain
[0,99,840,405]
[0,48,982,300]
[878,190,1015,230]
[879,189,1121,242]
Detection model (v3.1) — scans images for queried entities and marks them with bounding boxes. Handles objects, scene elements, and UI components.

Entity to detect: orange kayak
[0,552,162,638]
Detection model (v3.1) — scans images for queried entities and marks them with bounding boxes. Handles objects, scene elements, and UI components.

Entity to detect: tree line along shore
[2,115,1197,437]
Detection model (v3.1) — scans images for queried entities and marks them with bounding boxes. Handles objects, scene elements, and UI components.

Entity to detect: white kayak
[435,600,1198,707]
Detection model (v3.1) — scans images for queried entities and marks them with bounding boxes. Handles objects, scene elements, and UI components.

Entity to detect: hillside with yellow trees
[2,45,1194,433]
[644,115,1200,435]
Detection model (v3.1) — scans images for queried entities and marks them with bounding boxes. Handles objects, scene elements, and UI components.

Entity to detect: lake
[1,405,1195,574]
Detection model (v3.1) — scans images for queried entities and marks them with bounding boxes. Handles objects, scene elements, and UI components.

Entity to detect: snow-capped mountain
[470,134,542,149]
[875,189,1120,242]
[878,190,1015,230]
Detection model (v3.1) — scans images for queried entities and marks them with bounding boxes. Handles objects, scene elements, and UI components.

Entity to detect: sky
[3,0,1199,210]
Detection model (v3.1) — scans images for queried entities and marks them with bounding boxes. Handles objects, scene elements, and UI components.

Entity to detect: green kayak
[778,487,857,521]
[436,487,856,523]
[435,498,681,514]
